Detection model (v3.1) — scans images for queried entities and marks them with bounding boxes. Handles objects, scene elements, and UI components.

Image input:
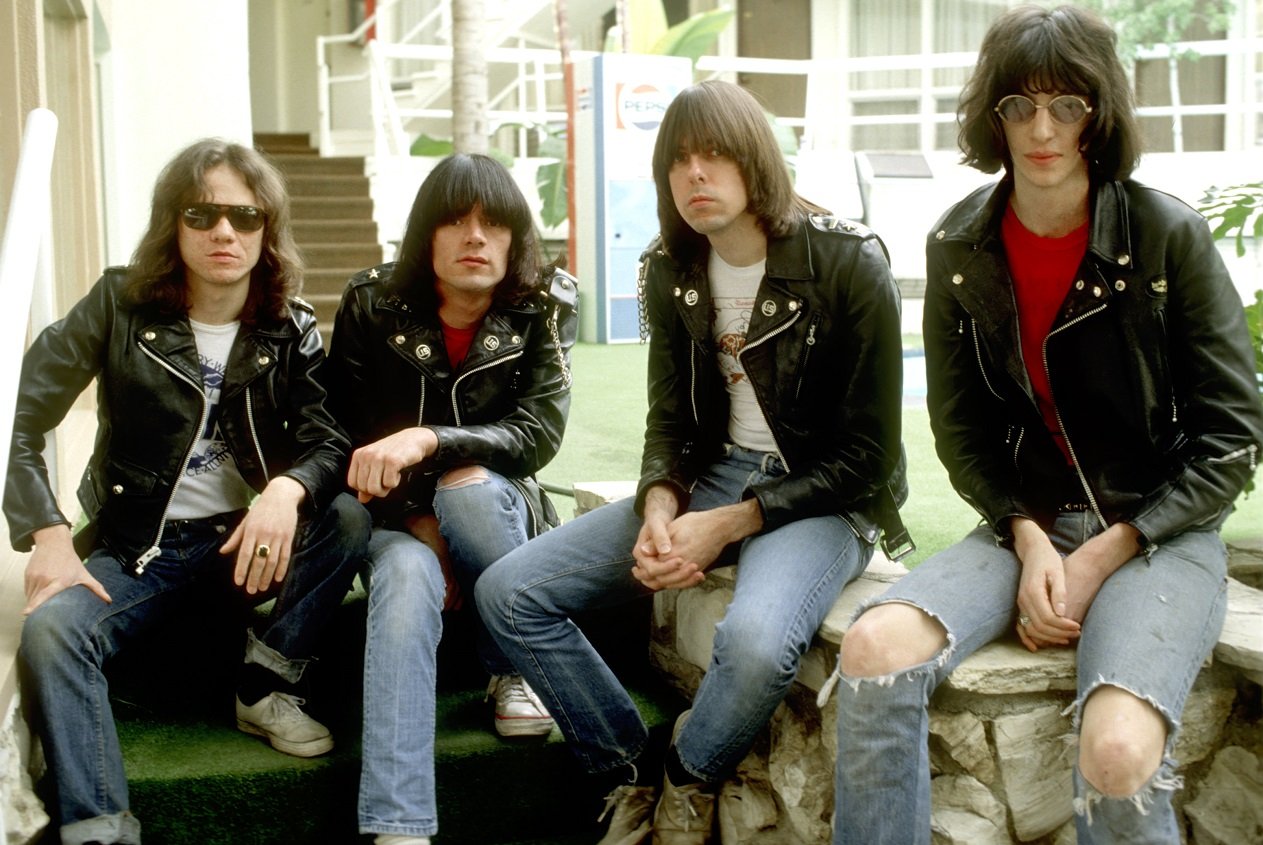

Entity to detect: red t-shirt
[1002,204,1088,464]
[442,320,480,370]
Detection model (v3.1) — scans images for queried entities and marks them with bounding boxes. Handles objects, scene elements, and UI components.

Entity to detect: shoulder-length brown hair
[651,80,823,265]
[392,153,543,310]
[957,4,1141,181]
[126,138,302,324]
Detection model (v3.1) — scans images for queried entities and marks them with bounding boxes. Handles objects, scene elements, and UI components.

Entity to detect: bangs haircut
[652,80,809,264]
[958,4,1140,180]
[394,153,542,308]
[127,138,302,325]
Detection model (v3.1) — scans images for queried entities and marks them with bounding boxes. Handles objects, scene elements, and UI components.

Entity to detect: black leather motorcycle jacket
[925,178,1263,547]
[635,214,912,558]
[4,268,352,574]
[324,263,578,534]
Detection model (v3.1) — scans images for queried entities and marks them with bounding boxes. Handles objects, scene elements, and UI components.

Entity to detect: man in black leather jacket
[325,153,577,845]
[477,81,909,844]
[7,139,369,845]
[835,7,1263,844]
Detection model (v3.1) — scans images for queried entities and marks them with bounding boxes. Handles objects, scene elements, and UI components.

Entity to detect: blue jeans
[18,493,368,845]
[477,445,872,781]
[833,515,1228,845]
[358,469,530,837]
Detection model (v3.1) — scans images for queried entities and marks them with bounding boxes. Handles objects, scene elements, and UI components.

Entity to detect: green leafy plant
[1198,182,1263,390]
[1199,182,1263,258]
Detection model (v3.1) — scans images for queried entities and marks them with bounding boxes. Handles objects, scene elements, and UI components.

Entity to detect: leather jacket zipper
[1208,443,1258,471]
[1043,303,1109,529]
[415,377,426,425]
[970,320,1003,400]
[137,343,211,575]
[245,387,269,484]
[794,315,821,401]
[737,309,802,472]
[451,349,524,425]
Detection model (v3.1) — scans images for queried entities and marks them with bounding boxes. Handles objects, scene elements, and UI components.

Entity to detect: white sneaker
[235,692,333,757]
[485,674,555,737]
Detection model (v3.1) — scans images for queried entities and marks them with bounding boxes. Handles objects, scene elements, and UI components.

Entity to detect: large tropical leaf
[652,9,734,62]
[410,134,454,156]
[536,160,568,229]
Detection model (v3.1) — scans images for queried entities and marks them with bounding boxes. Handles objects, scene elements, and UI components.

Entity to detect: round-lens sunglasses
[994,94,1092,125]
[180,203,266,233]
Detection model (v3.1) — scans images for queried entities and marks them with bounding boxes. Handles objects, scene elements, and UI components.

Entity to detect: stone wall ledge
[573,481,1263,845]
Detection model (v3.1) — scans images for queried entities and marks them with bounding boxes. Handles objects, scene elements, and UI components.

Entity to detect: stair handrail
[0,108,60,484]
[366,38,411,158]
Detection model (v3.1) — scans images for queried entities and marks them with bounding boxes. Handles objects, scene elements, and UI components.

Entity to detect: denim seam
[502,557,648,774]
[685,535,864,781]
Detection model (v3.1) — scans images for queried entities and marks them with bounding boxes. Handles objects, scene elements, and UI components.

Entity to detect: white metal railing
[318,6,1263,161]
[0,108,59,482]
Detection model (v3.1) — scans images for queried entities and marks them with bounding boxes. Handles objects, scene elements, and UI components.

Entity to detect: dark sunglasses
[180,203,266,232]
[994,94,1093,125]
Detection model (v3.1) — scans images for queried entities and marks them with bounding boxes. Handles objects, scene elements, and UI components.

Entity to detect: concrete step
[305,292,341,327]
[292,197,374,221]
[255,133,316,155]
[287,173,372,199]
[299,242,383,271]
[302,268,358,298]
[293,219,379,243]
[272,154,365,177]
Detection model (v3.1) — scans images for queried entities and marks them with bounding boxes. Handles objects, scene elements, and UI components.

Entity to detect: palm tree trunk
[452,0,488,154]
[554,0,577,271]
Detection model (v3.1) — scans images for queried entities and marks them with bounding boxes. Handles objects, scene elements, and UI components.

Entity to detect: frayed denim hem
[244,628,310,685]
[359,820,439,837]
[1072,761,1183,825]
[1063,676,1184,826]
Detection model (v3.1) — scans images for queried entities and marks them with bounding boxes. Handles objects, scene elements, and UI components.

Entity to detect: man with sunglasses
[8,138,369,845]
[831,6,1263,844]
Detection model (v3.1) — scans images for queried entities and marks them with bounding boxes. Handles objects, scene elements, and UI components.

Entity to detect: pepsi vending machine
[573,54,691,343]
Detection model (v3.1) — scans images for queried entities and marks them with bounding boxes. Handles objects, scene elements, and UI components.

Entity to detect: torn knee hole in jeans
[1073,763,1183,824]
[436,467,491,491]
[816,599,955,706]
[1067,677,1183,824]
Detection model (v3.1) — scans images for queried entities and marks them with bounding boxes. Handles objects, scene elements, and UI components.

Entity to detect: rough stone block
[991,703,1074,840]
[930,710,998,786]
[930,774,1009,845]
[571,480,636,516]
[1185,745,1263,845]
[1215,578,1263,686]
[944,641,1077,695]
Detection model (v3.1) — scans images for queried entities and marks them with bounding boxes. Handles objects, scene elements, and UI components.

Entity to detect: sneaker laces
[487,675,539,708]
[665,783,706,831]
[265,692,310,722]
[598,784,639,823]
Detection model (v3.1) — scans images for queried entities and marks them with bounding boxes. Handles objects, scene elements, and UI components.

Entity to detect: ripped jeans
[832,514,1228,845]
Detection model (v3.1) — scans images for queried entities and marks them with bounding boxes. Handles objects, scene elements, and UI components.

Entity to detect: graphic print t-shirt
[708,250,777,453]
[166,320,255,520]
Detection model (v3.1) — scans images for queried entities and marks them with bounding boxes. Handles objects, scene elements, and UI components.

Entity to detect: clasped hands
[1011,517,1140,652]
[631,485,763,592]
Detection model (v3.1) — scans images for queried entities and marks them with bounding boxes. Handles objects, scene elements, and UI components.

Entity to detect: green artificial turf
[538,342,1263,567]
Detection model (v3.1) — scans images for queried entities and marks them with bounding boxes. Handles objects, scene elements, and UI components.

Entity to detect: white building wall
[97,1,253,267]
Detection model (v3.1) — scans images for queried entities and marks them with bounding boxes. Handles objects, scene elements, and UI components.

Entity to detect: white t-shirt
[166,319,255,520]
[708,250,778,453]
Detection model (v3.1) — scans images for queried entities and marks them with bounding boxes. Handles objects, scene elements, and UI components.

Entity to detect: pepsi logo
[616,83,674,130]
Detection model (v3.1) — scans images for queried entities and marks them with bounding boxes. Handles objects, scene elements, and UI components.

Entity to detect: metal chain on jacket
[548,306,572,388]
